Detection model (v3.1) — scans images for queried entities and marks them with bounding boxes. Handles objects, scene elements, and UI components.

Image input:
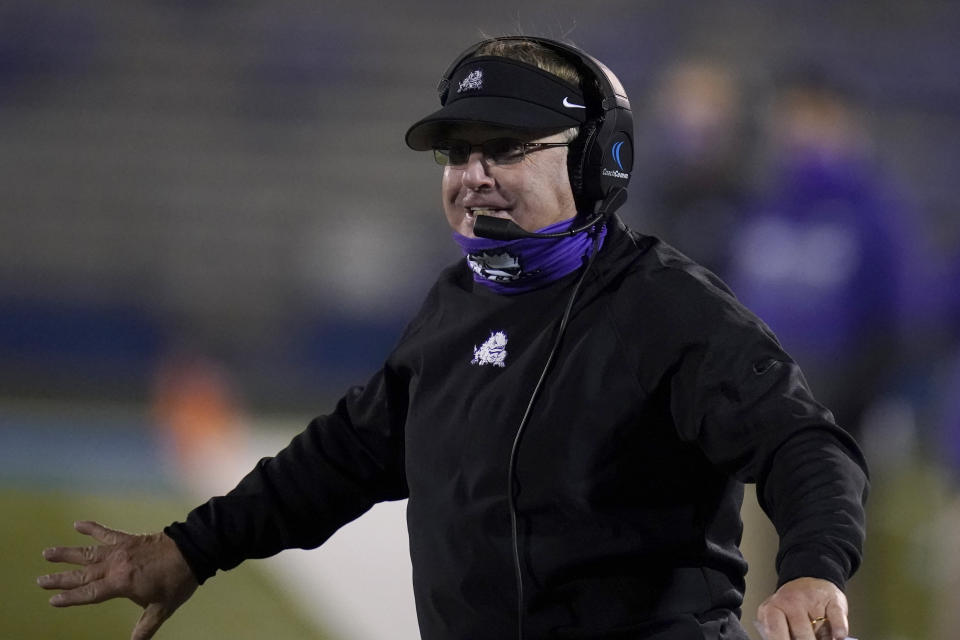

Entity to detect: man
[38,37,868,640]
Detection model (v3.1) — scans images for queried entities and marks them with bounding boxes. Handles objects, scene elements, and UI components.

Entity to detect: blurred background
[2,1,958,638]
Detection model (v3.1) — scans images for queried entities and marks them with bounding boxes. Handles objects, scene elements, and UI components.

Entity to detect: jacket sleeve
[668,292,869,591]
[164,363,409,584]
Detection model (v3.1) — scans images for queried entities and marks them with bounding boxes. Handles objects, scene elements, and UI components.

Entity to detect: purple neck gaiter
[452,218,607,294]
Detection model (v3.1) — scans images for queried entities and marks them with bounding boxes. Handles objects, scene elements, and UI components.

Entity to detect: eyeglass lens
[433,139,526,166]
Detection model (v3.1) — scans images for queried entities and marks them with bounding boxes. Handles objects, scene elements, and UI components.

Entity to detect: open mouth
[466,207,511,219]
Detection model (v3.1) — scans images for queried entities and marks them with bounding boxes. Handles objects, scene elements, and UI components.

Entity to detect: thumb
[131,603,168,640]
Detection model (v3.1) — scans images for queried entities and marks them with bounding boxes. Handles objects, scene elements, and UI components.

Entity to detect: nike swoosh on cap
[562,97,586,109]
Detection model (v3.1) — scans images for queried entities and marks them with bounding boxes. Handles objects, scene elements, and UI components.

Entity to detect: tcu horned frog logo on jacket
[471,331,508,367]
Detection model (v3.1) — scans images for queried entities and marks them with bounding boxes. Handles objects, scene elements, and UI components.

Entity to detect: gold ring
[810,616,827,626]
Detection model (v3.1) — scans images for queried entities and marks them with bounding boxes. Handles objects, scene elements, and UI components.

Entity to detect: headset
[437,37,635,639]
[437,36,634,221]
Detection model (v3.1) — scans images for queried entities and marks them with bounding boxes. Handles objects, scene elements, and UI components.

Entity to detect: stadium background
[2,1,958,638]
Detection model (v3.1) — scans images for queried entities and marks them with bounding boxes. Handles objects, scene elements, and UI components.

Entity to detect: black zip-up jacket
[166,219,868,639]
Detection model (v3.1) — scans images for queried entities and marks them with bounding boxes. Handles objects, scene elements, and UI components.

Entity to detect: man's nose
[461,151,495,190]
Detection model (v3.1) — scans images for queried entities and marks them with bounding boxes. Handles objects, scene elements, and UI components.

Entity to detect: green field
[1,486,330,640]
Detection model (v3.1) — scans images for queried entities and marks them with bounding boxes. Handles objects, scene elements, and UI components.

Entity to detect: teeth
[469,208,496,215]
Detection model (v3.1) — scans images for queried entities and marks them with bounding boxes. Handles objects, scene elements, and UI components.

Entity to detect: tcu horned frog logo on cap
[458,69,483,93]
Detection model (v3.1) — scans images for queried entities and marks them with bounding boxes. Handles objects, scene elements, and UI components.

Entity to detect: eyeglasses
[432,138,571,167]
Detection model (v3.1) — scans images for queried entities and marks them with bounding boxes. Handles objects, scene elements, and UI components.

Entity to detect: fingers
[131,603,169,640]
[759,606,850,640]
[42,543,107,566]
[47,578,118,607]
[755,604,788,640]
[758,606,836,640]
[812,618,832,640]
[783,606,817,640]
[74,520,126,545]
[825,597,850,639]
[38,564,106,591]
[757,578,852,640]
[41,521,126,566]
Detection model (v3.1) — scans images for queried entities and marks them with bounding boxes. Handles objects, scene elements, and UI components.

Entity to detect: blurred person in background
[38,37,867,640]
[726,66,951,640]
[635,58,750,278]
[150,351,248,496]
[725,67,917,441]
[928,252,960,480]
[929,253,960,639]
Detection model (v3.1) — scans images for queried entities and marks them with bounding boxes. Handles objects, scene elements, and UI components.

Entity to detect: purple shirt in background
[730,151,903,351]
[726,150,914,430]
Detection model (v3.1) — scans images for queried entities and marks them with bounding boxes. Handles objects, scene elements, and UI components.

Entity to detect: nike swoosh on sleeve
[562,97,586,109]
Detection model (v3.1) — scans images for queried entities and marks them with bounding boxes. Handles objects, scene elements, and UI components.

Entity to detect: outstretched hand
[754,577,851,640]
[38,521,198,640]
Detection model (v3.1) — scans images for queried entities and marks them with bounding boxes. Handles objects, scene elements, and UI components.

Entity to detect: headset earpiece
[566,119,598,201]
